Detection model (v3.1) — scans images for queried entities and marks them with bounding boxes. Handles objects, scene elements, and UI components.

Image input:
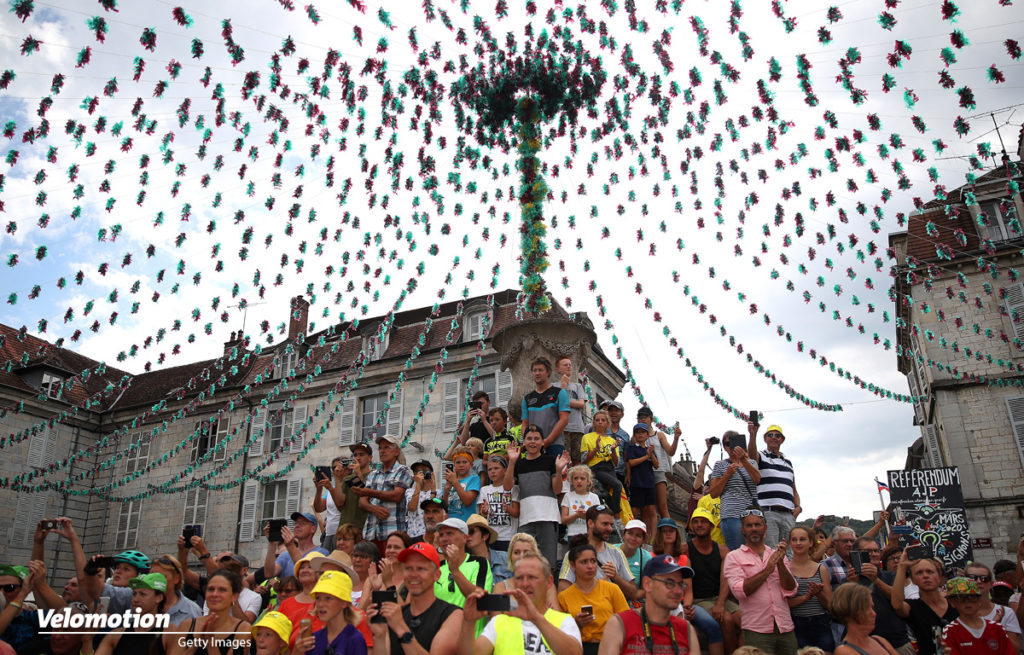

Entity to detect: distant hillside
[798,515,880,538]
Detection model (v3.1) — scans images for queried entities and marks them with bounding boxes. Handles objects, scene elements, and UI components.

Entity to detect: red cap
[397,542,441,568]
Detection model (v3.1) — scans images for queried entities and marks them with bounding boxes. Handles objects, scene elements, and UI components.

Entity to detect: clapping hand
[807,581,823,597]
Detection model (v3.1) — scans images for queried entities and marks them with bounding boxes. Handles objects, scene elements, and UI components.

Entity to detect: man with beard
[681,508,742,655]
[419,497,448,548]
[599,554,701,655]
[558,506,639,602]
[368,542,462,655]
[723,510,797,655]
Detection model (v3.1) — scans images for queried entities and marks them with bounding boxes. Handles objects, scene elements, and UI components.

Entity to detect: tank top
[791,569,827,617]
[112,627,163,655]
[650,430,671,473]
[389,598,458,655]
[619,608,690,655]
[687,540,721,599]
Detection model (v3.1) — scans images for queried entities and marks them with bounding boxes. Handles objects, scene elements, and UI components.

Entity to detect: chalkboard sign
[886,467,972,571]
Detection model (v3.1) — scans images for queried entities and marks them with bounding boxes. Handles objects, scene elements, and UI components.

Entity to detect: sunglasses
[966,574,990,582]
[1,584,20,592]
[741,509,764,518]
[764,432,783,439]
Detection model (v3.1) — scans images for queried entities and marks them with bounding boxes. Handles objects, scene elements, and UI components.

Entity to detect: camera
[470,400,483,411]
[39,519,58,531]
[708,436,720,445]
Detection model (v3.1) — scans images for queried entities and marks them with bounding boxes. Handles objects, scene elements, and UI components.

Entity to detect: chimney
[289,296,309,340]
[223,330,243,355]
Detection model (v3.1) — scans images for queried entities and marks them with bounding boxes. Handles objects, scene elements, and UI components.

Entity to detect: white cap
[624,519,648,533]
[437,518,469,535]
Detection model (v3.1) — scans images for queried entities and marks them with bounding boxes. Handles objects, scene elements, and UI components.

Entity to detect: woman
[706,431,760,551]
[174,569,252,655]
[787,526,834,653]
[276,553,324,647]
[272,577,301,611]
[84,573,167,655]
[335,524,362,557]
[252,611,311,655]
[832,583,898,655]
[652,518,685,559]
[493,533,560,610]
[151,555,202,625]
[879,546,901,573]
[367,532,410,597]
[308,570,366,655]
[504,426,570,574]
[891,549,957,655]
[557,541,629,655]
[351,541,380,608]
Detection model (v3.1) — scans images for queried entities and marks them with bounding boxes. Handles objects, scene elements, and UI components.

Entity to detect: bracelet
[9,601,22,609]
[198,553,212,560]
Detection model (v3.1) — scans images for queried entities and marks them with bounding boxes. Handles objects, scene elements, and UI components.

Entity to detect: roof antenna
[991,112,1010,167]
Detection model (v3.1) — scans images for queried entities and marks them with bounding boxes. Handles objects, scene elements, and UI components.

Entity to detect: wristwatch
[198,553,212,560]
[399,631,415,644]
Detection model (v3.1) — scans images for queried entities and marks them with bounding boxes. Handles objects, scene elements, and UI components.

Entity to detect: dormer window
[464,310,490,342]
[976,199,1017,243]
[40,372,64,399]
[274,344,301,379]
[364,329,389,362]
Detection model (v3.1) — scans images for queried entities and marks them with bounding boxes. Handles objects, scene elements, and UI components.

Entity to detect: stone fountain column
[491,315,598,414]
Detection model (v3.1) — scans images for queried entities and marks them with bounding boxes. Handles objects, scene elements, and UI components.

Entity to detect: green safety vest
[491,608,572,655]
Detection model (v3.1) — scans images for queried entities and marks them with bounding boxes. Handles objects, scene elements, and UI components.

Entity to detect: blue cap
[291,512,318,527]
[632,423,650,434]
[657,518,679,531]
[642,554,694,579]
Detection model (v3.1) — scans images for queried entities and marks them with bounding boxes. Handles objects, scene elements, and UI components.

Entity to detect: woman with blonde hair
[787,526,834,653]
[832,582,898,655]
[492,533,560,610]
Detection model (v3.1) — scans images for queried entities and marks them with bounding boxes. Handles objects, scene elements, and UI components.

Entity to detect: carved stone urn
[491,314,597,414]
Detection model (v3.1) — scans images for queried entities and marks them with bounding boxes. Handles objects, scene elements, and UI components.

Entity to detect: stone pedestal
[491,315,597,414]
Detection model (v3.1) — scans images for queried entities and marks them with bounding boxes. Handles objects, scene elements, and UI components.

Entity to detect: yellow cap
[311,570,353,602]
[251,611,292,645]
[295,551,325,570]
[764,425,784,437]
[689,507,719,529]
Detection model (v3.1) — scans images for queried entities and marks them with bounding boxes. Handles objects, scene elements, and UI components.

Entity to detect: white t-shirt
[322,488,341,536]
[983,603,1021,635]
[560,491,600,537]
[480,483,520,542]
[403,487,438,538]
[480,612,582,654]
[203,587,261,618]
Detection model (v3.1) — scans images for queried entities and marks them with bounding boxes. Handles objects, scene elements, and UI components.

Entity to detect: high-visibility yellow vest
[491,608,572,655]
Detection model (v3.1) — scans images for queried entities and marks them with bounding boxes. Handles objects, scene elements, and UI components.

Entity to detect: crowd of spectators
[3,357,1022,654]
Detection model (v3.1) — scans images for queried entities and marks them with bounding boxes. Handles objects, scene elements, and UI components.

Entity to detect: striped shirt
[708,458,759,519]
[756,448,795,510]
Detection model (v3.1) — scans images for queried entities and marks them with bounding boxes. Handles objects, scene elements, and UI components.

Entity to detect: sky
[1,0,1022,521]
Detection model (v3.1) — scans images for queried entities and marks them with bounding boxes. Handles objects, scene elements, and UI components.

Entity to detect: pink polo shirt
[723,543,797,634]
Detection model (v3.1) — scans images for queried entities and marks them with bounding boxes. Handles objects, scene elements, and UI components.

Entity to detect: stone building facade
[0,289,625,583]
[888,141,1024,565]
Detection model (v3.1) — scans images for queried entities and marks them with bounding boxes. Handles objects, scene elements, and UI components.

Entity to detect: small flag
[876,478,889,492]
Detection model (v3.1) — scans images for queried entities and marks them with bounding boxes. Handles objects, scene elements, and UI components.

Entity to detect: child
[942,577,1016,655]
[308,570,366,655]
[478,455,521,583]
[553,356,587,464]
[442,446,481,521]
[625,423,659,538]
[581,410,624,528]
[561,465,601,538]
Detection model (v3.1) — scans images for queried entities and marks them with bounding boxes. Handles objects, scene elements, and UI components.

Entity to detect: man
[558,506,640,601]
[746,422,801,547]
[61,576,80,604]
[482,408,517,458]
[53,517,151,616]
[406,459,440,542]
[846,537,913,655]
[822,526,857,588]
[458,390,495,445]
[553,356,588,464]
[356,433,415,552]
[434,518,492,608]
[368,542,462,655]
[636,407,681,521]
[314,454,352,550]
[420,497,448,548]
[264,511,328,580]
[965,561,1021,652]
[521,357,570,458]
[459,553,583,655]
[603,401,630,488]
[599,554,701,655]
[723,510,797,655]
[341,442,374,531]
[681,508,741,655]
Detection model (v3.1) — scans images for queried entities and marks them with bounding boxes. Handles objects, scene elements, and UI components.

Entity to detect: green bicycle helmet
[112,550,150,573]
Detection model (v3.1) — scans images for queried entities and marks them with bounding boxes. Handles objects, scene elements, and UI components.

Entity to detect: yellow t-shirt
[557,579,629,643]
[696,494,726,546]
[581,432,618,467]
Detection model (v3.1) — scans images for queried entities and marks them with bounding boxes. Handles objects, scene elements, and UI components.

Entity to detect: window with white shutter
[1004,283,1024,343]
[464,312,489,342]
[250,407,267,455]
[113,500,143,550]
[284,478,302,527]
[338,397,357,447]
[191,418,229,463]
[1005,396,1024,470]
[124,436,150,475]
[289,405,308,454]
[461,374,496,405]
[40,372,64,399]
[922,424,943,468]
[183,488,208,531]
[386,390,404,437]
[27,425,58,469]
[495,370,513,409]
[10,494,47,547]
[261,481,289,523]
[238,480,259,542]
[274,347,300,379]
[359,393,388,441]
[442,379,460,433]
